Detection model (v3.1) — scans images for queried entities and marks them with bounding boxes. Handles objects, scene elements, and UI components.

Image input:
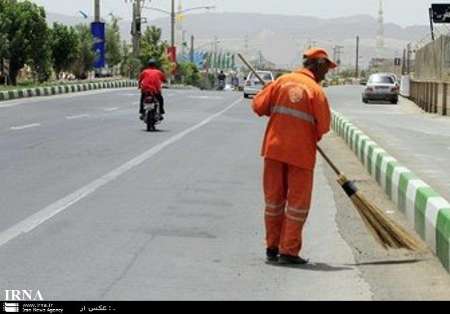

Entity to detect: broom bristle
[337,175,422,251]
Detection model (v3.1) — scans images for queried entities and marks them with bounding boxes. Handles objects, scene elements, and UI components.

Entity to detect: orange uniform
[252,68,331,257]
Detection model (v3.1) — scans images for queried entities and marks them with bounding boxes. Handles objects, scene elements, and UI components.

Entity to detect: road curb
[332,111,450,272]
[0,80,138,102]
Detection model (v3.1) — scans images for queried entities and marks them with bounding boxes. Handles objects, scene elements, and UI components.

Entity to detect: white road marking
[103,107,119,112]
[0,103,18,109]
[66,114,90,120]
[0,97,243,248]
[188,96,224,100]
[10,123,41,130]
[0,88,137,108]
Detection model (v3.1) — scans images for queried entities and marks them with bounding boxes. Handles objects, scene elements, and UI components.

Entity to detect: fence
[409,80,448,116]
[406,35,450,116]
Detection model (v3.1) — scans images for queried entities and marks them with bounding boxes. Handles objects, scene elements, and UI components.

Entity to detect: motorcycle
[217,79,225,91]
[142,94,162,132]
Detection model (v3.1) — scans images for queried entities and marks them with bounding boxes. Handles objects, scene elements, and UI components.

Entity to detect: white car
[243,71,274,99]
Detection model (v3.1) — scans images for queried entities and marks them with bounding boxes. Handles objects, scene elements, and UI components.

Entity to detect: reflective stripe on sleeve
[272,105,315,124]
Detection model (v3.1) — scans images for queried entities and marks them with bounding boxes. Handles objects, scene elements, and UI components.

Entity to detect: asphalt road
[0,87,449,300]
[327,85,450,201]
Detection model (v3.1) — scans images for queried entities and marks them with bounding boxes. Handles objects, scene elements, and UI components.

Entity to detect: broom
[237,53,421,251]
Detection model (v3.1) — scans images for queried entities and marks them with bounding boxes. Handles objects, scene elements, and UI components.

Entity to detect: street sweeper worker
[252,48,336,265]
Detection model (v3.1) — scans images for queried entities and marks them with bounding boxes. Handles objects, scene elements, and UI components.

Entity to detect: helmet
[147,58,157,67]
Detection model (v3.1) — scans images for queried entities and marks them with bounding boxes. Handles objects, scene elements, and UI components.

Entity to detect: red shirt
[139,68,166,94]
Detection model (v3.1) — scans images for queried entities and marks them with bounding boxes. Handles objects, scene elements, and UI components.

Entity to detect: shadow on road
[140,129,171,133]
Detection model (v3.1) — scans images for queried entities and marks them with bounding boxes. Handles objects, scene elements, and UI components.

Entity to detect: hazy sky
[30,0,445,27]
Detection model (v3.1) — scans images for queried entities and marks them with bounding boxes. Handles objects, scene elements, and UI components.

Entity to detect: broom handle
[316,146,342,176]
[237,53,268,87]
[238,53,343,177]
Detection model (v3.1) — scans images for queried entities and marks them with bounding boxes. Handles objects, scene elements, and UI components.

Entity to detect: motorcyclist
[138,59,166,120]
[217,71,226,90]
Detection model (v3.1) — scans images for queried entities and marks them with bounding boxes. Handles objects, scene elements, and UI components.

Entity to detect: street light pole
[171,0,175,49]
[94,0,100,22]
[130,0,144,58]
[190,35,195,63]
[143,2,214,51]
[355,36,359,78]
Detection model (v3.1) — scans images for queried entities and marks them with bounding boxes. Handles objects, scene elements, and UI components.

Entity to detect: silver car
[243,71,274,99]
[362,73,399,104]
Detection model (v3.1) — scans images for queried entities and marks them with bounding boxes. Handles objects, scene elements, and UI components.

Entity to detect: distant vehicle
[378,72,400,87]
[243,71,274,99]
[362,73,399,104]
[95,67,112,78]
[224,84,234,91]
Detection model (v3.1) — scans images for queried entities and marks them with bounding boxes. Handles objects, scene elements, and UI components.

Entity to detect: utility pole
[131,0,143,58]
[355,36,359,78]
[190,35,195,63]
[94,0,100,21]
[333,45,344,74]
[244,34,249,57]
[402,48,406,75]
[171,0,176,49]
[406,43,411,74]
[214,36,218,73]
[429,7,435,41]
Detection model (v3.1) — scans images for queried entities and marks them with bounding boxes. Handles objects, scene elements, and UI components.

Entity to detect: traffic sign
[431,3,450,23]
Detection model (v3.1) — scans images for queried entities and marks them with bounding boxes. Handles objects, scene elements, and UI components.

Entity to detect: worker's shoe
[278,254,309,265]
[266,248,279,263]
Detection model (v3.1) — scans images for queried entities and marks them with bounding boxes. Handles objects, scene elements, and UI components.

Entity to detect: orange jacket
[252,68,331,170]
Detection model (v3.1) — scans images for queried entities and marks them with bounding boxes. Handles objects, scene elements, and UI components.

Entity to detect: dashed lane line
[10,123,41,131]
[0,97,243,248]
[66,114,90,120]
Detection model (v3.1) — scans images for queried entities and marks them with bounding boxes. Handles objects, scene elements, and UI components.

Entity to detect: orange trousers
[263,158,314,257]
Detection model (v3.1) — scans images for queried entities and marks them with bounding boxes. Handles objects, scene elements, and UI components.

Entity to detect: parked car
[362,73,399,104]
[243,71,274,99]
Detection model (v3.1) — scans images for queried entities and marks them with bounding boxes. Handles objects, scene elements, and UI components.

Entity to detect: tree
[2,0,52,84]
[105,15,122,69]
[72,24,95,79]
[176,62,201,86]
[139,26,171,73]
[120,40,140,79]
[0,0,10,61]
[50,23,79,78]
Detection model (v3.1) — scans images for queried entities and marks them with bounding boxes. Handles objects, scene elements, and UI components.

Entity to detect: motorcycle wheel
[146,110,156,132]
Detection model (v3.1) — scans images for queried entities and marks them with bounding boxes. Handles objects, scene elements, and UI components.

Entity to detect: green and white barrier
[332,111,450,272]
[0,80,138,102]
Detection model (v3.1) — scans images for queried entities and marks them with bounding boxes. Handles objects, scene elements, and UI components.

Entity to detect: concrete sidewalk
[333,108,450,273]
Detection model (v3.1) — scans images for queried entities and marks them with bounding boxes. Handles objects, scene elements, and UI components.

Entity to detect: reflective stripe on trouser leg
[264,158,288,250]
[279,166,314,257]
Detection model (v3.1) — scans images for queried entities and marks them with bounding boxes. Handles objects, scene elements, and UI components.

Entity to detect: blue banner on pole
[91,22,105,68]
